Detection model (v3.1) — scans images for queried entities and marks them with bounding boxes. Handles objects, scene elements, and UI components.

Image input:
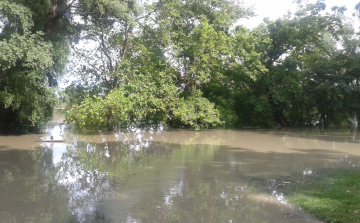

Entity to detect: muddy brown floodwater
[0,110,360,222]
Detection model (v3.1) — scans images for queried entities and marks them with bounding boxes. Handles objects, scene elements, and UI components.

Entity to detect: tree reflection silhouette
[0,147,76,222]
[0,140,156,223]
[120,145,269,223]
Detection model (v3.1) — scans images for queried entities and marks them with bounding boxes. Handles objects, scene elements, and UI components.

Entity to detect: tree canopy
[0,0,76,133]
[1,0,360,132]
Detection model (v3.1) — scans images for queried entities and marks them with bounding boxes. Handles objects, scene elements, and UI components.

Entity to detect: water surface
[1,112,360,222]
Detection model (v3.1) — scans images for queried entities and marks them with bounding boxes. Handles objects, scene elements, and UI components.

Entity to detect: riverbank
[281,168,360,223]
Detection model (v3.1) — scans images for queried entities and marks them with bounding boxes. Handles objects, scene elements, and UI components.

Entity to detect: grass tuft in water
[282,169,360,223]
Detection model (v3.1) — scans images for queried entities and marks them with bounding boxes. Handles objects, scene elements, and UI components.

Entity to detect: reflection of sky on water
[43,142,67,164]
[42,120,67,164]
[272,190,287,204]
[42,113,68,166]
[5,112,357,222]
[163,177,184,206]
[46,124,360,221]
[39,117,111,222]
[44,122,65,141]
[47,141,111,222]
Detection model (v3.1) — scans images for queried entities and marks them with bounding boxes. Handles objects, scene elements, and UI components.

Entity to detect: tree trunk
[321,112,328,128]
[275,112,290,127]
[45,0,59,33]
[300,102,304,126]
[306,106,312,126]
[45,0,75,34]
[107,111,114,131]
[268,96,290,127]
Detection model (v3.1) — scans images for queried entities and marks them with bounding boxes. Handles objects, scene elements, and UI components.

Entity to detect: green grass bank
[281,169,360,223]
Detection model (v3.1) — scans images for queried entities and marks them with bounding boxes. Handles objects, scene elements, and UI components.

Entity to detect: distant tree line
[1,0,360,132]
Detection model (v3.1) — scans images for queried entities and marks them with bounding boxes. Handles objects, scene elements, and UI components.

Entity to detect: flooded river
[1,111,360,222]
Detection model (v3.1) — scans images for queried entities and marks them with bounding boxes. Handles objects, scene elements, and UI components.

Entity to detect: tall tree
[0,1,54,133]
[64,0,252,130]
[248,1,345,127]
[68,0,142,95]
[0,0,76,133]
[10,0,76,84]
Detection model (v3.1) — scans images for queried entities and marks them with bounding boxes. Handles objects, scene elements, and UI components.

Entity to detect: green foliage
[0,0,33,34]
[3,0,360,131]
[177,17,231,92]
[66,71,222,130]
[64,0,244,130]
[0,32,53,71]
[64,0,360,130]
[0,2,58,133]
[228,2,358,128]
[67,0,141,96]
[9,0,74,79]
[233,92,274,128]
[0,0,75,133]
[66,70,175,129]
[173,91,223,130]
[65,96,108,129]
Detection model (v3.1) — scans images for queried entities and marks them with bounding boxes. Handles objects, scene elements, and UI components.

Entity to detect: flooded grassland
[1,112,360,222]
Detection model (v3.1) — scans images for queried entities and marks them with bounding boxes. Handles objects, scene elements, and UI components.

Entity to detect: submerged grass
[281,169,360,223]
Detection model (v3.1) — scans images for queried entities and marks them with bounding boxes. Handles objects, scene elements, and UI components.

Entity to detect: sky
[237,0,360,29]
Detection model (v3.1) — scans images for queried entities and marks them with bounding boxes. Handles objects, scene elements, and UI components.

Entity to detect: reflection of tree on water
[0,147,76,223]
[124,145,269,223]
[2,128,356,222]
[0,138,158,223]
[59,140,163,222]
[133,180,267,222]
[64,141,155,185]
